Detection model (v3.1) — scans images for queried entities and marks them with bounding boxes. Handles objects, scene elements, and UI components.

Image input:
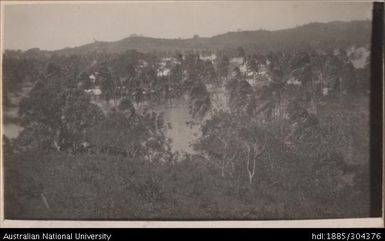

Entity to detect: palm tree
[226,77,257,116]
[189,82,211,120]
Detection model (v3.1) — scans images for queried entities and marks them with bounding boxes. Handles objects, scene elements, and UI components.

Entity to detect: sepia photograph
[0,0,383,225]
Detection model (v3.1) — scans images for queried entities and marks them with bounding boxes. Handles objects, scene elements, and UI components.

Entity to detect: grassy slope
[4,96,370,220]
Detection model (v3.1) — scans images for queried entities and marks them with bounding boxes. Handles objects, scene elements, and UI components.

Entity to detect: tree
[236,46,246,58]
[226,78,256,116]
[195,111,239,177]
[60,88,105,151]
[18,70,105,152]
[201,60,217,84]
[217,55,230,80]
[238,127,267,184]
[119,97,136,119]
[189,82,211,120]
[86,106,171,162]
[284,100,319,145]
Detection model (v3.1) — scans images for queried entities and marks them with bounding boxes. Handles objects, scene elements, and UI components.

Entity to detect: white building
[200,54,217,62]
[84,87,102,96]
[230,57,244,65]
[157,68,171,77]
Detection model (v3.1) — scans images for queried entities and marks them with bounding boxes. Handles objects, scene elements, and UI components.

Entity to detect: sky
[3,1,373,51]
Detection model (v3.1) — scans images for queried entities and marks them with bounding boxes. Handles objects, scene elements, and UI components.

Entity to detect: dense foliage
[3,29,371,219]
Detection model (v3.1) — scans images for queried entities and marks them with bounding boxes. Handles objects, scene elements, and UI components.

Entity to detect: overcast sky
[3,1,373,51]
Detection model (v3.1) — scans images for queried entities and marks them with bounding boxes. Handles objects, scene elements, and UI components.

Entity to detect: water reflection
[3,124,23,139]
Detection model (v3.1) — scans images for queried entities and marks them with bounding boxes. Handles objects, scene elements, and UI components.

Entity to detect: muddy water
[137,94,199,154]
[3,124,23,139]
[140,87,227,154]
[158,98,199,154]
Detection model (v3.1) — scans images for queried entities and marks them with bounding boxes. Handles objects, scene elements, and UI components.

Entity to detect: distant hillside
[51,20,371,55]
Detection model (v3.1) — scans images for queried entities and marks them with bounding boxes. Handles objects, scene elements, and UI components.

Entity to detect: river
[3,84,33,140]
[149,96,200,154]
[2,84,227,154]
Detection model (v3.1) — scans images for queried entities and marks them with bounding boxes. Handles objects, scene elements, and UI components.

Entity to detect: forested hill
[50,20,371,55]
